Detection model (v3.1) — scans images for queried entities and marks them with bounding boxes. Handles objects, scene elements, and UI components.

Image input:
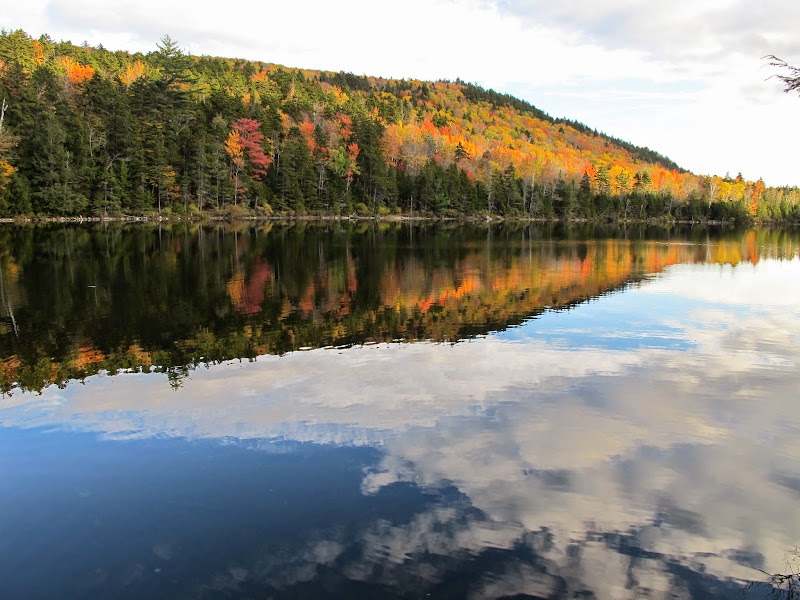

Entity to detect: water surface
[1,223,799,599]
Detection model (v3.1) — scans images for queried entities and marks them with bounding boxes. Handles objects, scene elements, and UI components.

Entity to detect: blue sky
[3,0,799,186]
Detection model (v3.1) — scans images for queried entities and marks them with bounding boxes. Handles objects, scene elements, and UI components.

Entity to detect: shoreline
[0,213,773,227]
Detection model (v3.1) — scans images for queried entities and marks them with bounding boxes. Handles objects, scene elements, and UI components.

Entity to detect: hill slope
[0,30,797,221]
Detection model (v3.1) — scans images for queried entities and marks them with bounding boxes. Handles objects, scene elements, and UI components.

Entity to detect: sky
[3,0,799,186]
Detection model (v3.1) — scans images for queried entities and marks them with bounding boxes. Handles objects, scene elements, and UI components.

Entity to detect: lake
[1,222,800,599]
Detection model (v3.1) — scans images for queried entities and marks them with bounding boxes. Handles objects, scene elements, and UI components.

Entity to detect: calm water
[1,222,800,599]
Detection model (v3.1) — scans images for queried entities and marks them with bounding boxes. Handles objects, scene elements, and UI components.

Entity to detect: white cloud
[646,259,800,307]
[491,0,800,63]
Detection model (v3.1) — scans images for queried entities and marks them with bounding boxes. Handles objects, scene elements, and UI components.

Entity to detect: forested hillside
[0,30,798,222]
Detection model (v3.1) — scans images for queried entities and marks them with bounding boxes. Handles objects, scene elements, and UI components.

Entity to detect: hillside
[0,30,798,222]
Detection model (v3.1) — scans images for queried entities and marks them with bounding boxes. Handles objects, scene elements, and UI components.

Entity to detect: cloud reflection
[2,258,800,596]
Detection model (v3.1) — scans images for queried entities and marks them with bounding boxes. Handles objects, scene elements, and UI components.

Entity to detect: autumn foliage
[0,29,797,221]
[231,118,272,179]
[3,224,791,395]
[119,60,146,85]
[56,56,95,85]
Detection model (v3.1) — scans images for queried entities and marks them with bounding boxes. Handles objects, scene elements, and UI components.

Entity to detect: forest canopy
[0,30,798,223]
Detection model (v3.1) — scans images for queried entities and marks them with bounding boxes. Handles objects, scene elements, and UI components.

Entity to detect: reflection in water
[1,224,800,598]
[0,223,795,394]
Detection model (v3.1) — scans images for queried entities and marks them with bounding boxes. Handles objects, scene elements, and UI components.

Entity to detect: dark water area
[1,222,800,598]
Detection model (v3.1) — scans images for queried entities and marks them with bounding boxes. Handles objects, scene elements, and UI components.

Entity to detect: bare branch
[764,55,800,95]
[0,96,8,137]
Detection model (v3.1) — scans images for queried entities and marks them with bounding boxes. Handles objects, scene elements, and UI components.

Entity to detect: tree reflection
[0,223,797,394]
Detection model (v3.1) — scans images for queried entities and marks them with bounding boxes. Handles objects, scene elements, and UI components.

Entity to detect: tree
[454,141,469,162]
[225,118,272,205]
[0,96,16,193]
[595,165,610,195]
[766,55,800,95]
[155,35,193,88]
[225,130,245,203]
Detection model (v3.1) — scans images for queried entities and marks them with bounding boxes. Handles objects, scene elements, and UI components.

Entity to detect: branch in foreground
[765,55,800,95]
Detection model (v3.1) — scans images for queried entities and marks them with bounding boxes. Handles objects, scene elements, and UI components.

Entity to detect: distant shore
[0,213,766,227]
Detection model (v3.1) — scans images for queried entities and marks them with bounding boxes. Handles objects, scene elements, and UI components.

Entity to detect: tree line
[0,30,798,223]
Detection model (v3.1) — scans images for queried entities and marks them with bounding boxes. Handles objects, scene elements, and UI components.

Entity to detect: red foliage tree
[231,118,272,180]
